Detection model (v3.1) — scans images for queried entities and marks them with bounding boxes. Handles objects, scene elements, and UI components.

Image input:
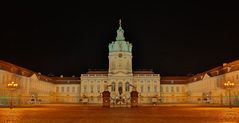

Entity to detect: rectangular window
[84,85,87,93]
[77,87,80,92]
[90,85,93,93]
[154,85,157,92]
[176,86,179,92]
[216,78,220,87]
[67,86,70,92]
[166,87,168,93]
[141,85,144,93]
[61,87,64,93]
[160,86,163,92]
[72,87,75,93]
[2,75,5,84]
[171,87,174,92]
[56,86,59,93]
[182,87,185,93]
[147,86,150,92]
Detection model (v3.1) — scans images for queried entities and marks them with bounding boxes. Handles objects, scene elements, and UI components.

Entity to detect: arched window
[125,82,130,92]
[111,82,115,92]
[97,84,100,93]
[118,82,123,95]
[147,85,150,92]
[90,85,93,93]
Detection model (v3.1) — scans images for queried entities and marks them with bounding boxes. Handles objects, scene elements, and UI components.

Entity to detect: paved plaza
[0,104,239,123]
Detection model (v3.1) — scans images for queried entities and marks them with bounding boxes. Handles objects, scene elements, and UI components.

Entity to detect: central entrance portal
[102,81,139,107]
[112,82,129,107]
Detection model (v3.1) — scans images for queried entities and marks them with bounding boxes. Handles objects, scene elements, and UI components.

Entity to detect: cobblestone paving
[0,105,239,123]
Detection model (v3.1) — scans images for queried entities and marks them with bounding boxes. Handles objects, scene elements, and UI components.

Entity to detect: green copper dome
[109,19,132,53]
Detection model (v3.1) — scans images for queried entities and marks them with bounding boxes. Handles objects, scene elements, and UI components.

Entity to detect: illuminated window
[141,85,144,93]
[171,87,174,92]
[147,85,150,92]
[97,84,100,93]
[176,86,179,92]
[61,87,64,92]
[182,87,185,93]
[84,85,87,93]
[166,87,168,92]
[154,85,157,92]
[56,86,59,92]
[118,82,123,94]
[72,87,75,93]
[111,82,115,92]
[125,82,130,92]
[90,85,93,93]
[2,75,5,84]
[216,78,220,87]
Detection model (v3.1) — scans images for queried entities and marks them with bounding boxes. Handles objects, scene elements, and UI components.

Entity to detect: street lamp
[224,81,235,108]
[7,81,18,109]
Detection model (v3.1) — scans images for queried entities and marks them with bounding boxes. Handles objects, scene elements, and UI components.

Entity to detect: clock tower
[108,19,133,75]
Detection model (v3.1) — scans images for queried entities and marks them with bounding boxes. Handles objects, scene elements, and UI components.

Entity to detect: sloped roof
[49,76,81,84]
[188,60,239,83]
[2,59,239,85]
[0,60,34,77]
[0,60,80,84]
[161,76,190,84]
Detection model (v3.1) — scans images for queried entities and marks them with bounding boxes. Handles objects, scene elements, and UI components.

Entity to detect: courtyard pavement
[0,104,239,123]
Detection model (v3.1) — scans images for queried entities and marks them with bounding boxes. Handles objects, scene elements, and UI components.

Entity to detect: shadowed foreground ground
[0,104,239,123]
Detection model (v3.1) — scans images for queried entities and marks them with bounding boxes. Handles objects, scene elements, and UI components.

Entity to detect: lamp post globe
[7,81,18,109]
[224,81,235,108]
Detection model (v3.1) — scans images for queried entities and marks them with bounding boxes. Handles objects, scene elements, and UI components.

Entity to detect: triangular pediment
[30,73,38,80]
[203,73,210,79]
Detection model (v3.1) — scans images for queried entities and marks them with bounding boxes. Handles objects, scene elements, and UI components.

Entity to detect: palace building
[0,20,239,106]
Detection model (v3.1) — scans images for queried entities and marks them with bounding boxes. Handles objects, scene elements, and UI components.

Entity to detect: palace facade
[0,21,239,106]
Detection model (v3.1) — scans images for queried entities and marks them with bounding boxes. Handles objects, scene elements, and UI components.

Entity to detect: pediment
[203,73,210,80]
[30,73,38,80]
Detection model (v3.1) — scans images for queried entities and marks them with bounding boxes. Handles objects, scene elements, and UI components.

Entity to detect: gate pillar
[130,91,138,107]
[102,91,110,107]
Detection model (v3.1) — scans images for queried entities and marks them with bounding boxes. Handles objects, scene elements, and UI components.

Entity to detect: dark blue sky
[1,1,239,76]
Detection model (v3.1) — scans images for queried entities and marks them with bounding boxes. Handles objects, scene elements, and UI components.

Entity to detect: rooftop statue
[109,19,132,53]
[116,19,125,41]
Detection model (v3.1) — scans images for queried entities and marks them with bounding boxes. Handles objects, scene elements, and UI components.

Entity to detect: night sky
[1,1,239,76]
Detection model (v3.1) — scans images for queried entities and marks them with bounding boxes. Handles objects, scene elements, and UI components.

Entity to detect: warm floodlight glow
[223,80,235,108]
[7,81,18,109]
